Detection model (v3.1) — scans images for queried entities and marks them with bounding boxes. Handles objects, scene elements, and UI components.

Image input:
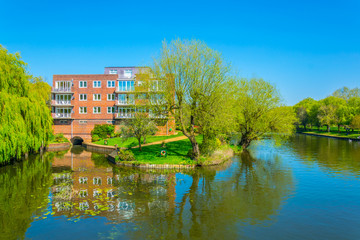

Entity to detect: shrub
[54,133,68,143]
[91,124,115,139]
[92,134,101,142]
[117,150,135,162]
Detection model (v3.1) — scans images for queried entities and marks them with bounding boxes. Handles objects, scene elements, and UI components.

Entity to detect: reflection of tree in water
[103,151,294,240]
[0,153,53,240]
[286,134,360,176]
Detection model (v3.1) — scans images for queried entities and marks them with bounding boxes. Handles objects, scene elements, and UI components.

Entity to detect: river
[0,134,359,240]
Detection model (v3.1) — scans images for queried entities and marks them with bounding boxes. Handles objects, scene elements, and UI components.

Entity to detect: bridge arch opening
[71,136,84,145]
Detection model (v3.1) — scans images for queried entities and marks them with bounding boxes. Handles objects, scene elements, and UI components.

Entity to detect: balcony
[51,100,73,106]
[115,113,134,119]
[51,87,74,93]
[115,100,135,106]
[52,113,73,119]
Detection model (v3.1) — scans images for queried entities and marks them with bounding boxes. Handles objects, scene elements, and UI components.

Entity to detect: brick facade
[51,67,176,142]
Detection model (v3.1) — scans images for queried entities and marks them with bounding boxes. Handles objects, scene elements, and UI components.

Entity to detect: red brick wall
[52,74,176,141]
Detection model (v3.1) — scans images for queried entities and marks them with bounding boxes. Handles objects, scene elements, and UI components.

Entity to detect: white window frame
[79,120,87,124]
[124,70,132,78]
[93,81,101,88]
[79,94,87,101]
[107,94,115,101]
[93,94,101,101]
[109,69,117,74]
[107,80,115,88]
[79,107,87,114]
[79,81,87,88]
[93,107,101,114]
[107,107,115,114]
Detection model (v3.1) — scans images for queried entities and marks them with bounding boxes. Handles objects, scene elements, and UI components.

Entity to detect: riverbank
[298,131,360,141]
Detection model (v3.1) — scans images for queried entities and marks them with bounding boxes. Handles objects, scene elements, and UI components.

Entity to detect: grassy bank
[94,132,184,148]
[126,135,202,165]
[297,126,360,139]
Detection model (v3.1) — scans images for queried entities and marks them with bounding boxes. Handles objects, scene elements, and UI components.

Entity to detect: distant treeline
[294,87,360,132]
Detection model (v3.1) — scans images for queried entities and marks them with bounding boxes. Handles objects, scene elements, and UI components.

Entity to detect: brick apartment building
[51,67,175,142]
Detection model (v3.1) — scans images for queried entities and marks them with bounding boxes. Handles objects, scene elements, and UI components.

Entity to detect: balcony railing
[116,113,134,118]
[52,113,72,119]
[52,87,73,93]
[51,100,72,106]
[116,100,135,105]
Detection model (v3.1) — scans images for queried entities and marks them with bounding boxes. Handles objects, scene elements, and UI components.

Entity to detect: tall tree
[332,86,360,100]
[317,96,346,132]
[293,97,317,130]
[151,39,232,160]
[0,45,53,165]
[234,78,296,149]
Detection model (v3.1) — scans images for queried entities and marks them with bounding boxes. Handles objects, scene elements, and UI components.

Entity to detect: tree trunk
[338,125,340,133]
[190,138,200,161]
[138,138,142,151]
[327,125,330,132]
[303,124,307,131]
[143,135,147,144]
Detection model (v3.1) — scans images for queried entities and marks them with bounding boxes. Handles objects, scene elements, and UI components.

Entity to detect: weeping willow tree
[0,45,53,165]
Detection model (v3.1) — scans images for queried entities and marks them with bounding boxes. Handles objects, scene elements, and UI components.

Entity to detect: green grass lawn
[94,132,184,148]
[298,126,360,139]
[125,135,203,165]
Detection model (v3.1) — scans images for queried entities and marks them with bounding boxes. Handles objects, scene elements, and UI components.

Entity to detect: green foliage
[91,124,115,139]
[332,86,360,100]
[120,113,158,151]
[351,115,360,131]
[91,134,101,142]
[0,45,53,165]
[234,78,297,149]
[151,39,233,160]
[49,133,69,143]
[117,149,136,161]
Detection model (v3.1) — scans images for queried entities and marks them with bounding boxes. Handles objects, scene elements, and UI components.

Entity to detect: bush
[92,134,101,142]
[91,124,115,139]
[49,133,69,143]
[200,137,222,156]
[116,150,135,162]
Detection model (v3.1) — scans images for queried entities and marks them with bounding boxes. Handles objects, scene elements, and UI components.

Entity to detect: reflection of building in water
[51,149,176,221]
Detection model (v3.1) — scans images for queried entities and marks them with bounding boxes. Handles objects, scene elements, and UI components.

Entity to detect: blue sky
[1,0,359,105]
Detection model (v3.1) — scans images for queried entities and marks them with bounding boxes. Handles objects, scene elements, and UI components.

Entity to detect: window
[107,107,115,114]
[79,177,88,184]
[79,94,87,101]
[79,190,88,198]
[107,177,113,185]
[79,120,87,124]
[107,120,115,124]
[118,81,135,91]
[59,120,68,124]
[124,70,132,78]
[93,189,101,197]
[93,94,101,101]
[79,201,89,211]
[107,81,115,88]
[109,69,117,74]
[79,107,87,114]
[93,81,101,88]
[93,107,101,114]
[79,81,87,88]
[93,177,102,185]
[107,94,115,101]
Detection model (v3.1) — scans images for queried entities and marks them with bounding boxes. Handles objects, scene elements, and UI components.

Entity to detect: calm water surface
[1,134,360,240]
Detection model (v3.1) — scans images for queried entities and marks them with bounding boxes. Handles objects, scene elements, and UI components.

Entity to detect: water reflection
[286,134,360,177]
[1,145,295,240]
[0,154,53,240]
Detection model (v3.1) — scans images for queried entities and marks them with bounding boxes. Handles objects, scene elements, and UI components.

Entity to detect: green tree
[293,97,317,130]
[350,115,360,133]
[234,78,296,149]
[151,39,232,160]
[317,96,346,132]
[0,45,53,165]
[120,113,158,151]
[332,86,360,100]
